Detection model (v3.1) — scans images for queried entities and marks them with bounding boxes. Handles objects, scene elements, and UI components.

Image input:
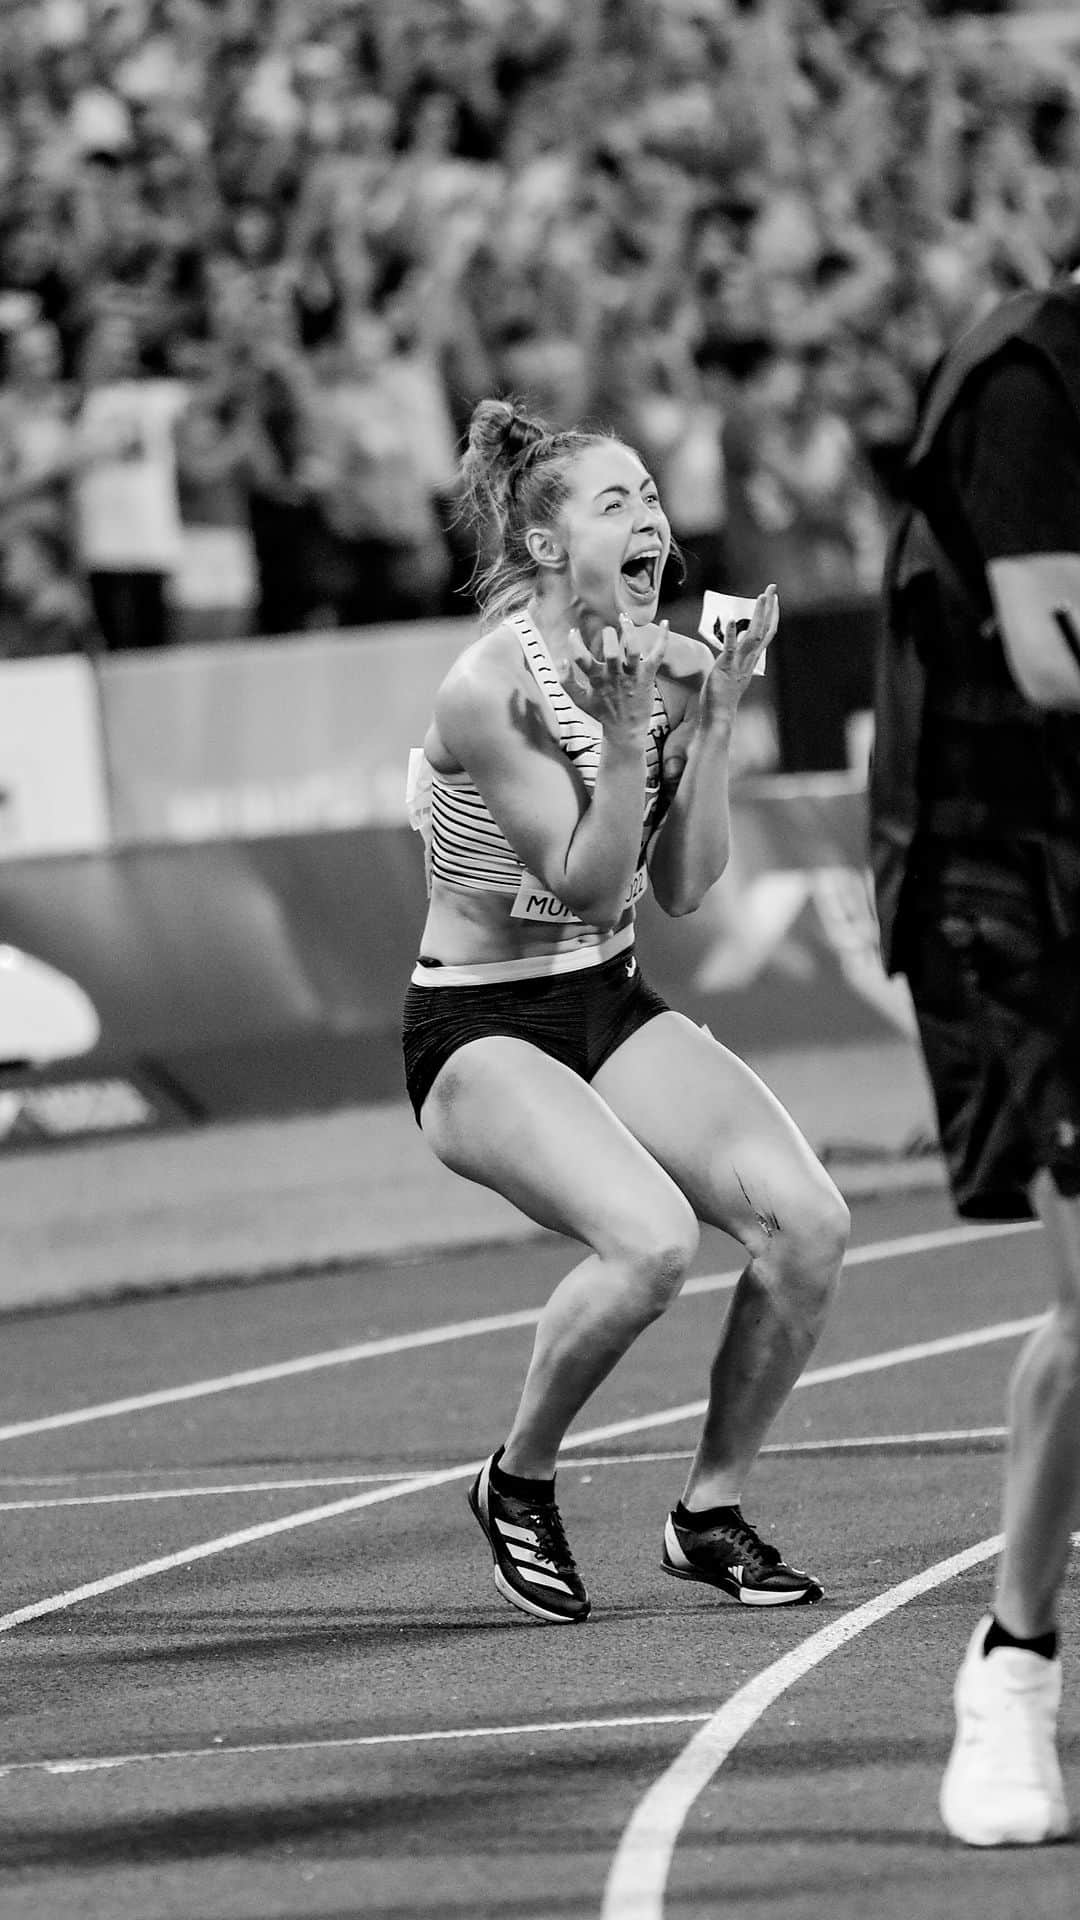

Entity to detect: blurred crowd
[2,0,1080,655]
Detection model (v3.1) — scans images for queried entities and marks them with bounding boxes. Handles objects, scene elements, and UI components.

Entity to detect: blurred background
[0,0,1074,1180]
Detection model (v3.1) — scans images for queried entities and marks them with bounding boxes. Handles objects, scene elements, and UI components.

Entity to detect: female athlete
[403,397,850,1623]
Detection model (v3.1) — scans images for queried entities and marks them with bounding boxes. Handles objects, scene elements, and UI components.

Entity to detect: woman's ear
[525,527,567,571]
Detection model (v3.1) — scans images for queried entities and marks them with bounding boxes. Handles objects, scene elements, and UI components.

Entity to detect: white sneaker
[940,1615,1072,1846]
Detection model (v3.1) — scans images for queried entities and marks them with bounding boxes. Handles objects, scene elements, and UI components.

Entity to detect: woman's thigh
[421,1034,697,1253]
[590,1011,845,1249]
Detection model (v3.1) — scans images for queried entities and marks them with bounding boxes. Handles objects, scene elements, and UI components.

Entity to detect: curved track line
[0,1314,1040,1637]
[0,1219,1038,1446]
[601,1533,1012,1920]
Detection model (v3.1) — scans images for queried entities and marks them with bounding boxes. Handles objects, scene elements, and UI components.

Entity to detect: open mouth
[620,551,661,603]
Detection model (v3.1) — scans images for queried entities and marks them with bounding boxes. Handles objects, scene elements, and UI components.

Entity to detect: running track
[0,1187,1075,1920]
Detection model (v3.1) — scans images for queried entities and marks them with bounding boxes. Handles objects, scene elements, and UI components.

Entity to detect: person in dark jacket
[871,276,1080,1848]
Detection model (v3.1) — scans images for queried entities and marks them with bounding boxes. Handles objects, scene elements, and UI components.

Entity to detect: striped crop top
[406,609,671,924]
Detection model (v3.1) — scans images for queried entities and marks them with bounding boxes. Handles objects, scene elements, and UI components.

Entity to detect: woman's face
[553,440,671,631]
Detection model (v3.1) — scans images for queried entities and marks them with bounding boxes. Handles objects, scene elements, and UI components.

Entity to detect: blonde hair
[459,397,619,628]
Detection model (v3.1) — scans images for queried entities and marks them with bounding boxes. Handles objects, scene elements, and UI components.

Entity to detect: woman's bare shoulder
[430,622,533,763]
[437,622,525,712]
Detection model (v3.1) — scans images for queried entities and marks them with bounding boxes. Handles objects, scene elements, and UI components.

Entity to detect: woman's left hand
[700,583,779,725]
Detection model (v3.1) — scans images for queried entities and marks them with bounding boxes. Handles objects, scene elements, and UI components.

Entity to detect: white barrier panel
[0,657,110,859]
[98,621,471,844]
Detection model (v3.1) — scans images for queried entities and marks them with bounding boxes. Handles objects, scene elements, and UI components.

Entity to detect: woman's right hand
[700,583,778,726]
[559,612,669,747]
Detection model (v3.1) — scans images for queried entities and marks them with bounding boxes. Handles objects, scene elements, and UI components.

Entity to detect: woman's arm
[648,586,778,916]
[434,619,668,928]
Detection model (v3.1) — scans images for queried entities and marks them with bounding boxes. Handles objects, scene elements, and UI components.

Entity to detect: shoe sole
[940,1790,1072,1848]
[467,1474,590,1625]
[660,1557,823,1606]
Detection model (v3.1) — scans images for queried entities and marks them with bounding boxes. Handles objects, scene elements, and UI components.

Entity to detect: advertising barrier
[0,827,427,1142]
[0,655,110,859]
[0,614,901,1146]
[0,777,913,1148]
[637,773,915,1051]
[94,609,866,851]
[97,621,470,845]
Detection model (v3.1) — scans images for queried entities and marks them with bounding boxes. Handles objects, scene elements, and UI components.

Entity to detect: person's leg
[87,571,121,650]
[422,1033,700,1622]
[930,893,1080,1843]
[592,1011,849,1507]
[421,1035,700,1479]
[130,572,169,649]
[89,571,167,651]
[994,1174,1080,1638]
[940,1179,1078,1848]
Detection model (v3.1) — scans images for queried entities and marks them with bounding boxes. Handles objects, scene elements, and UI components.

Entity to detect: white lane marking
[0,1473,433,1511]
[0,1219,1038,1446]
[0,1314,1038,1636]
[549,1315,1043,1450]
[0,1311,545,1446]
[603,1531,1026,1920]
[0,1712,716,1781]
[571,1429,1007,1467]
[0,1470,466,1635]
[0,1429,1010,1512]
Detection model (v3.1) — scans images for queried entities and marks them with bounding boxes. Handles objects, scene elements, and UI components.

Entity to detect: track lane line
[0,1711,717,1781]
[601,1525,1080,1919]
[0,1218,1039,1446]
[0,1428,1010,1511]
[0,1313,1041,1637]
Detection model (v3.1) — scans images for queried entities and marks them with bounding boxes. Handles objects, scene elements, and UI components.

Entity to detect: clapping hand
[558,612,670,746]
[701,583,779,722]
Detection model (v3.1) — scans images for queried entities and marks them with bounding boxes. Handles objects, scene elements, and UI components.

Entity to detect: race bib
[511,862,649,922]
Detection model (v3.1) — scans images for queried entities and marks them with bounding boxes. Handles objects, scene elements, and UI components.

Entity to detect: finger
[618,612,641,670]
[744,584,777,640]
[742,587,778,660]
[601,623,622,666]
[570,598,603,649]
[642,617,670,672]
[558,628,591,689]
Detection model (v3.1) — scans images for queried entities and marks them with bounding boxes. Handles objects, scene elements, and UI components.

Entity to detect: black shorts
[903,844,1080,1219]
[401,948,670,1124]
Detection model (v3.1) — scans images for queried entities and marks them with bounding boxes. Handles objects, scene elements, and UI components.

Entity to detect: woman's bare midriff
[419,878,634,966]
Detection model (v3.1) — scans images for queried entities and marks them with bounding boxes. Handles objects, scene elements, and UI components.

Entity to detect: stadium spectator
[0,312,116,654]
[0,0,1078,651]
[0,316,77,534]
[195,341,337,639]
[70,307,189,649]
[304,309,454,626]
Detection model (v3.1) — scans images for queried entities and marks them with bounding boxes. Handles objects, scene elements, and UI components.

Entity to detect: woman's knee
[1017,1305,1080,1396]
[608,1196,700,1319]
[766,1180,850,1313]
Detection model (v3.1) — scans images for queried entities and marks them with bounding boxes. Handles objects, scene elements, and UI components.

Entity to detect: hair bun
[466,398,545,471]
[459,397,550,529]
[502,410,545,464]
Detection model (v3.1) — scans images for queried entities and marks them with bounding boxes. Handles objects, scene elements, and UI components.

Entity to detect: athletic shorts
[401,946,670,1125]
[903,843,1080,1219]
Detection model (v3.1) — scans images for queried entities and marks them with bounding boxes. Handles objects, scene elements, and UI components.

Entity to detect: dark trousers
[88,571,170,651]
